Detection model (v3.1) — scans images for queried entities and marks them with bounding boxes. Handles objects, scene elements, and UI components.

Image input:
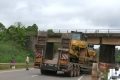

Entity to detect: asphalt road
[0,69,91,80]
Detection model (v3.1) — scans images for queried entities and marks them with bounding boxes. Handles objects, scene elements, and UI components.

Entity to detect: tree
[47,29,54,35]
[26,24,38,36]
[0,22,5,32]
[25,24,38,50]
[7,25,16,40]
[7,23,26,46]
[14,22,23,28]
[0,22,6,40]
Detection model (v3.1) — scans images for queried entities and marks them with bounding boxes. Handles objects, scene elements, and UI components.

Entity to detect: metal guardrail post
[76,29,77,32]
[85,29,87,33]
[67,30,68,33]
[108,29,109,33]
[59,29,60,33]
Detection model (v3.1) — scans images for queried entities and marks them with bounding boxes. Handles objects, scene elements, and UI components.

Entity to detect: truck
[34,31,96,77]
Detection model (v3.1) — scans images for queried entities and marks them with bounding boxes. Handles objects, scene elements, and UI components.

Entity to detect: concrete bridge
[86,33,120,45]
[46,29,120,45]
[47,32,120,45]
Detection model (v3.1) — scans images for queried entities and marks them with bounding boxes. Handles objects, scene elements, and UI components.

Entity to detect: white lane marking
[32,75,38,77]
[78,75,84,80]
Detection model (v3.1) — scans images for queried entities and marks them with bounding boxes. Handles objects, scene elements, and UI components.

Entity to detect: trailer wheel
[73,69,77,77]
[76,68,80,76]
[69,70,74,77]
[64,70,74,77]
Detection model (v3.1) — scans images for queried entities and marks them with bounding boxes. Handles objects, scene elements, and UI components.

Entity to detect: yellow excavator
[70,39,87,57]
[68,31,97,72]
[69,34,96,60]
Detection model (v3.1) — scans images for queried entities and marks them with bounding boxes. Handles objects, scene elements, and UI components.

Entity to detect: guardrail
[0,63,33,70]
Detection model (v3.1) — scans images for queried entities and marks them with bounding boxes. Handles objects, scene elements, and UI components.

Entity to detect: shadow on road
[37,71,89,78]
[40,71,68,77]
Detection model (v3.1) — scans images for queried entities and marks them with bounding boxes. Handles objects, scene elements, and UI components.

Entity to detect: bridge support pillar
[99,44,115,64]
[98,45,115,79]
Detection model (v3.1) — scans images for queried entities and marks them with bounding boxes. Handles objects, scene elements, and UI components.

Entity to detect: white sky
[0,0,120,30]
[94,45,100,49]
[94,45,120,49]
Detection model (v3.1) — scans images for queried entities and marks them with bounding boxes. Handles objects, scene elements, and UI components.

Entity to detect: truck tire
[41,69,46,74]
[73,69,77,77]
[69,70,74,77]
[76,68,80,76]
[65,70,74,77]
[50,71,57,75]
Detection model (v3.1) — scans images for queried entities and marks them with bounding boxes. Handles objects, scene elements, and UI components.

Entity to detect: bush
[0,41,34,63]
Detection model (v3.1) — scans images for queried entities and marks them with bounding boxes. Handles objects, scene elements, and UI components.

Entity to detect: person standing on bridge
[25,55,30,70]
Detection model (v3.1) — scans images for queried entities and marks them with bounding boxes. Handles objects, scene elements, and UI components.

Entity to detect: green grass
[0,41,34,63]
[104,72,108,80]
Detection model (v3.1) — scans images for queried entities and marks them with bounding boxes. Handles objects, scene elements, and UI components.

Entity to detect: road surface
[0,69,91,80]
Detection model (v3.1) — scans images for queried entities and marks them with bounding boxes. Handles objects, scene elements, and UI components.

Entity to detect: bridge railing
[40,29,120,33]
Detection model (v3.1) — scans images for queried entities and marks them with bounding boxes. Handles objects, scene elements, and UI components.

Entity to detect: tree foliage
[0,22,5,32]
[0,22,38,50]
[47,29,54,34]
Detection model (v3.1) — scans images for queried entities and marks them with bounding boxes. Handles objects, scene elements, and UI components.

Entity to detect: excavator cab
[70,31,87,57]
[71,31,87,41]
[68,31,87,63]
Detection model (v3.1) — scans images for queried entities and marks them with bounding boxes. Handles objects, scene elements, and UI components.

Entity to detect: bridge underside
[87,37,120,45]
[47,38,61,43]
[47,37,120,45]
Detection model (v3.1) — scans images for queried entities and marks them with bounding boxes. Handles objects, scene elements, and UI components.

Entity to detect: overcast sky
[0,0,120,30]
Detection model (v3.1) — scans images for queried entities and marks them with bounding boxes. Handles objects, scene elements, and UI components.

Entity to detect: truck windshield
[71,33,81,40]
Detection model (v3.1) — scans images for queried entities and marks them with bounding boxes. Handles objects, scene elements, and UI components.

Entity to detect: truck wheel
[41,69,46,74]
[69,70,74,77]
[76,69,80,76]
[73,69,77,77]
[50,71,57,75]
